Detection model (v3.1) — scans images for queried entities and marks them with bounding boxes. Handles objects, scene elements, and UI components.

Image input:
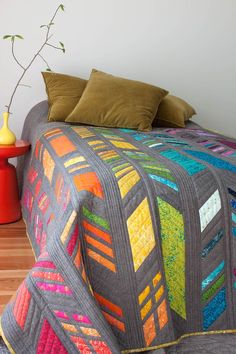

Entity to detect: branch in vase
[4,4,65,114]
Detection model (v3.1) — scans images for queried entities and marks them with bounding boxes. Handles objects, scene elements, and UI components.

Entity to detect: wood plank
[0,238,30,249]
[0,219,34,315]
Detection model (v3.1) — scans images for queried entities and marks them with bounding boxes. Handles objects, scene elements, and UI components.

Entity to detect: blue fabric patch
[201,230,224,258]
[184,150,236,173]
[231,199,236,210]
[202,261,225,290]
[203,287,226,330]
[149,174,179,191]
[160,150,206,176]
[232,228,236,237]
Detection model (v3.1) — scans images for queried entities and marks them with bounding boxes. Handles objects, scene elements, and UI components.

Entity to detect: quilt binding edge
[1,223,236,353]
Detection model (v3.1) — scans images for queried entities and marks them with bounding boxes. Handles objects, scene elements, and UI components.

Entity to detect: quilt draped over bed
[1,102,236,353]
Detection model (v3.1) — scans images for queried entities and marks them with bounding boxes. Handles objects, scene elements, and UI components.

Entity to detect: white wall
[0,0,235,138]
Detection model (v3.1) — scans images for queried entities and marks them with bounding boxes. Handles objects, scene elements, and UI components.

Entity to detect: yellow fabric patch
[153,272,162,288]
[127,197,156,272]
[64,156,86,168]
[68,164,90,174]
[93,145,107,150]
[88,140,104,146]
[115,166,133,178]
[157,197,186,319]
[140,299,152,320]
[61,210,77,244]
[155,285,164,303]
[110,141,137,150]
[72,127,95,138]
[118,170,140,199]
[139,286,150,305]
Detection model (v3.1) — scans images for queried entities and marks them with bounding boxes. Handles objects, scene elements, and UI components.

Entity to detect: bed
[1,100,236,353]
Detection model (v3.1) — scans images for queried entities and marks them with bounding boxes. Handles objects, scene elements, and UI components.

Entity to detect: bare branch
[38,54,52,71]
[19,84,31,88]
[46,43,62,50]
[11,40,25,70]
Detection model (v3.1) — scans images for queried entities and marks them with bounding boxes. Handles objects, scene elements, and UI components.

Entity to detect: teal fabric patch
[160,150,206,176]
[232,212,236,223]
[202,261,225,290]
[149,174,179,191]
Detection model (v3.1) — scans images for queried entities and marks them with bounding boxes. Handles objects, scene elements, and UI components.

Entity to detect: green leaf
[49,22,55,26]
[15,35,24,39]
[59,4,65,11]
[46,68,52,72]
[62,48,65,53]
[40,24,47,28]
[59,41,64,48]
[3,35,12,40]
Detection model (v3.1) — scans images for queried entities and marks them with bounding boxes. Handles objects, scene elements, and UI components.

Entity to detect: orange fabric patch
[62,323,77,333]
[143,313,156,346]
[74,242,81,268]
[102,311,125,332]
[70,336,90,352]
[85,234,114,258]
[50,135,76,157]
[80,327,100,337]
[73,172,104,199]
[83,221,111,244]
[43,149,55,184]
[90,340,112,354]
[13,281,31,330]
[87,248,116,273]
[94,292,123,318]
[157,299,168,330]
[32,271,64,283]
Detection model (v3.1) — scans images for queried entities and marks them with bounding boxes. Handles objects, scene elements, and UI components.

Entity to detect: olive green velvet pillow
[42,72,87,122]
[66,69,168,131]
[152,95,196,128]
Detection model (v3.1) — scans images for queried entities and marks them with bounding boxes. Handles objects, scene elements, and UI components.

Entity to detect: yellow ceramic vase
[0,112,16,145]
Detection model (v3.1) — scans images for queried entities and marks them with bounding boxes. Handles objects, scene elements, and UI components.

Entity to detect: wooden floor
[0,219,35,315]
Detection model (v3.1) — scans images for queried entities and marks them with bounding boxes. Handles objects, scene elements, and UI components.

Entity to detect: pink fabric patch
[67,224,79,256]
[36,282,72,295]
[37,319,68,354]
[72,314,92,324]
[34,261,56,269]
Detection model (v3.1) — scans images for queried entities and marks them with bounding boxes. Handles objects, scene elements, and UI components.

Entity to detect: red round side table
[0,140,30,224]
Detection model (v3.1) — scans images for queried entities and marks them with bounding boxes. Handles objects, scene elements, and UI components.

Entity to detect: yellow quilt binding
[0,319,15,354]
[122,328,236,353]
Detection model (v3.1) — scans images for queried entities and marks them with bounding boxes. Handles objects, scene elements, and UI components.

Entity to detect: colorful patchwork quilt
[1,101,236,353]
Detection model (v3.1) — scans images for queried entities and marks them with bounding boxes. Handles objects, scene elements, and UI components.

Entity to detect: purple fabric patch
[219,140,236,150]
